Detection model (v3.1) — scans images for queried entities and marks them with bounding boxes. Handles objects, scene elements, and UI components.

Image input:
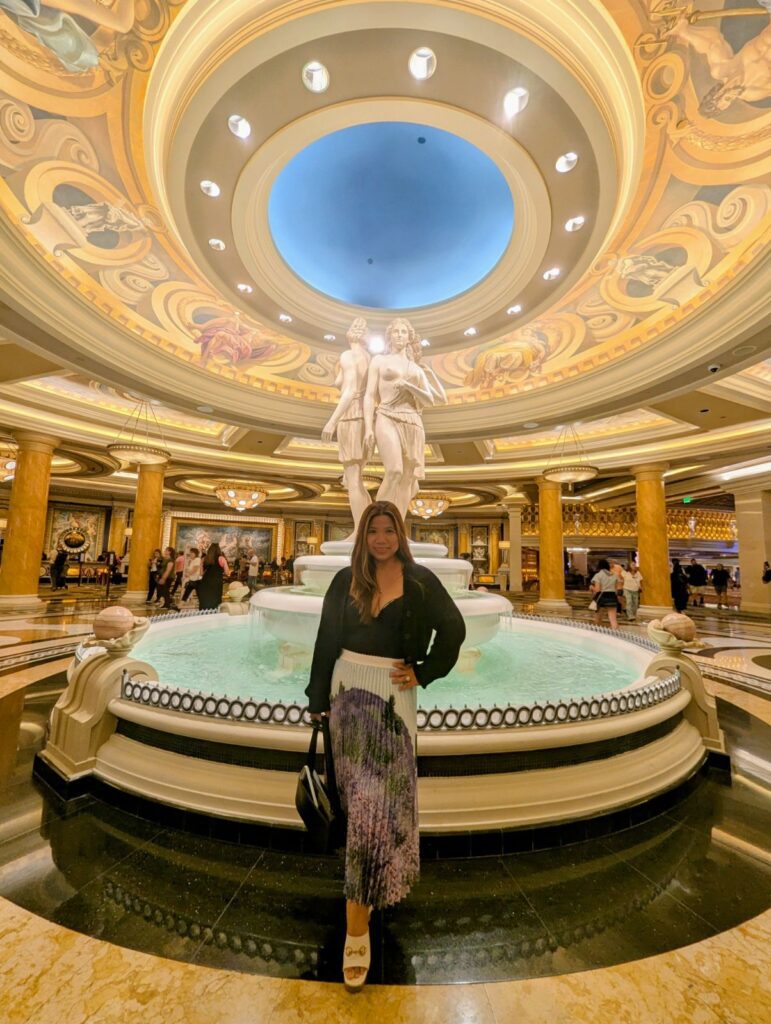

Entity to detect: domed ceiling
[0,0,768,440]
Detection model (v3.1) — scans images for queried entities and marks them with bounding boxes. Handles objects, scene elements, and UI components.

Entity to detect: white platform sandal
[343,909,372,993]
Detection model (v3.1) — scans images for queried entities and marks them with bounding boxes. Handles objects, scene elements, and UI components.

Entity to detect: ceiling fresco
[0,0,769,421]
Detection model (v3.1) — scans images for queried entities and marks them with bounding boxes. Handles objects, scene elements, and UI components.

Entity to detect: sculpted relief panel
[0,0,769,408]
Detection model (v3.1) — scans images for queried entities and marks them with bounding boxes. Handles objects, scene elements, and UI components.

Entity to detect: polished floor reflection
[1,687,770,986]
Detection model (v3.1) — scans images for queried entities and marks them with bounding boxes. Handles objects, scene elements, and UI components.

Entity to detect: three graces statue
[322,317,447,533]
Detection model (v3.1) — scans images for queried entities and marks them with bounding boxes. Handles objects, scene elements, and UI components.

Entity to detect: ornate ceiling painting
[0,0,769,439]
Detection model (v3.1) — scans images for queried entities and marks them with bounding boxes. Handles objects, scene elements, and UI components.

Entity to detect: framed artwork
[325,521,353,543]
[171,520,276,563]
[46,506,105,560]
[412,524,455,557]
[294,520,314,557]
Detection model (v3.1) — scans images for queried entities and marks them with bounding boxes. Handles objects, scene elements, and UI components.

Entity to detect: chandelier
[107,398,170,465]
[542,424,599,484]
[214,481,268,511]
[409,492,451,519]
[0,439,17,482]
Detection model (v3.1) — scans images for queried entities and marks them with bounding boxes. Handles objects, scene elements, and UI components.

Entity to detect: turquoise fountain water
[132,617,641,710]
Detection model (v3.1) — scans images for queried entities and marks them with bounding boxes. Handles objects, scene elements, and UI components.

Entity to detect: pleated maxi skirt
[329,649,420,909]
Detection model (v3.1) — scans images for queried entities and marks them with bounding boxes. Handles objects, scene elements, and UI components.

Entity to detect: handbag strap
[306,720,320,768]
[321,716,343,816]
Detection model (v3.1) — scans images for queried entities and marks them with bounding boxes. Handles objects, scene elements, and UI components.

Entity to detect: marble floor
[0,592,770,1019]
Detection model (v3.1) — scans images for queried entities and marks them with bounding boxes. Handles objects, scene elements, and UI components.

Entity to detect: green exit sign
[683,496,693,504]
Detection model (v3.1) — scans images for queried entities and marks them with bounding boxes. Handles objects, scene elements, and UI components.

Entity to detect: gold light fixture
[542,424,599,484]
[409,492,451,519]
[214,481,269,511]
[107,398,170,465]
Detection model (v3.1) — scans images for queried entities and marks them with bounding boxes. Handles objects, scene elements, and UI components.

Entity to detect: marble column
[730,478,771,616]
[283,519,294,560]
[633,463,672,616]
[535,477,570,614]
[107,505,130,554]
[504,500,526,592]
[0,432,60,609]
[458,523,470,557]
[121,461,167,606]
[489,522,500,575]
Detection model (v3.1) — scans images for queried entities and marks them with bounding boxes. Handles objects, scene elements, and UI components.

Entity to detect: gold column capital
[12,431,61,454]
[632,463,669,480]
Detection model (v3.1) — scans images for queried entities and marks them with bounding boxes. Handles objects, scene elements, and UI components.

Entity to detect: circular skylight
[555,151,578,173]
[200,180,221,198]
[503,87,529,118]
[208,238,226,251]
[543,267,561,280]
[228,114,251,139]
[409,47,436,81]
[237,283,253,293]
[268,122,514,309]
[302,61,329,93]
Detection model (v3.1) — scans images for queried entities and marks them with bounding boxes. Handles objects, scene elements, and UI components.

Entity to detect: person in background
[197,542,229,610]
[147,548,162,603]
[621,562,643,622]
[181,547,202,604]
[686,558,708,607]
[285,555,295,582]
[51,547,68,590]
[171,548,186,597]
[763,560,771,584]
[711,563,731,610]
[590,558,621,629]
[155,547,179,610]
[670,558,689,613]
[247,551,261,594]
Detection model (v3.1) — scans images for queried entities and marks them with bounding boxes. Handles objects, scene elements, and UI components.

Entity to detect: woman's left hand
[391,662,419,691]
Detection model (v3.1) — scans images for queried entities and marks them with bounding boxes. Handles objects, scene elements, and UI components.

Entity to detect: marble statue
[363,317,442,521]
[321,317,372,534]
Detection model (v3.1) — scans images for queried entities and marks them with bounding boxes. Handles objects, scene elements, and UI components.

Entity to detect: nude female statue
[321,317,372,534]
[363,318,442,521]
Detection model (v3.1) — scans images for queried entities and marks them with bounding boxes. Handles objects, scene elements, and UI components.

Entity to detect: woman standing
[621,563,643,622]
[146,548,162,603]
[671,558,689,613]
[590,558,621,629]
[306,501,465,991]
[155,547,179,610]
[197,542,229,610]
[181,547,202,604]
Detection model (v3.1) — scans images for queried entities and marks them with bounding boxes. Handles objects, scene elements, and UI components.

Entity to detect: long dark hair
[596,558,610,572]
[203,542,223,568]
[350,501,414,623]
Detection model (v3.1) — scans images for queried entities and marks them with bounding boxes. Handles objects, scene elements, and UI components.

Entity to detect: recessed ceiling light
[464,327,477,337]
[323,333,336,341]
[208,238,226,251]
[409,47,436,80]
[278,313,293,323]
[556,151,578,173]
[506,304,522,315]
[523,422,540,429]
[733,345,757,356]
[564,215,585,232]
[228,114,251,138]
[302,60,329,93]
[237,283,253,294]
[543,267,561,280]
[369,336,385,354]
[196,405,214,414]
[200,180,221,198]
[420,338,431,347]
[503,87,529,118]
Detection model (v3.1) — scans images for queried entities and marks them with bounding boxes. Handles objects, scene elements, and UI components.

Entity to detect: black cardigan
[305,561,466,714]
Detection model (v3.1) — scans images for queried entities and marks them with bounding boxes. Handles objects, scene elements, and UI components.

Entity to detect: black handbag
[295,716,346,853]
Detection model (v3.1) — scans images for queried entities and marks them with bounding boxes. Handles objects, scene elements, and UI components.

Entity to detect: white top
[187,555,202,581]
[591,569,619,593]
[621,570,643,592]
[248,554,260,577]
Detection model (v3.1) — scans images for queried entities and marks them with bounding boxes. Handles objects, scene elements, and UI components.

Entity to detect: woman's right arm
[305,572,345,715]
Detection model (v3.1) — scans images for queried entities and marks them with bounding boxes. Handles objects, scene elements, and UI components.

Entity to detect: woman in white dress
[363,319,438,521]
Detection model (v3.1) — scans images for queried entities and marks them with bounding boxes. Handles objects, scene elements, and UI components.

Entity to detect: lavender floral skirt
[329,650,420,909]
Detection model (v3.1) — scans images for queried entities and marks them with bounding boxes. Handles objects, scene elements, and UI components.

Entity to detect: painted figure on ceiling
[65,202,145,236]
[666,3,771,115]
[190,315,278,366]
[321,317,372,537]
[463,327,550,390]
[363,317,443,522]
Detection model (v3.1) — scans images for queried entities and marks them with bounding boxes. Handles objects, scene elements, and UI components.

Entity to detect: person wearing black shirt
[307,500,464,991]
[686,558,708,606]
[710,564,731,609]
